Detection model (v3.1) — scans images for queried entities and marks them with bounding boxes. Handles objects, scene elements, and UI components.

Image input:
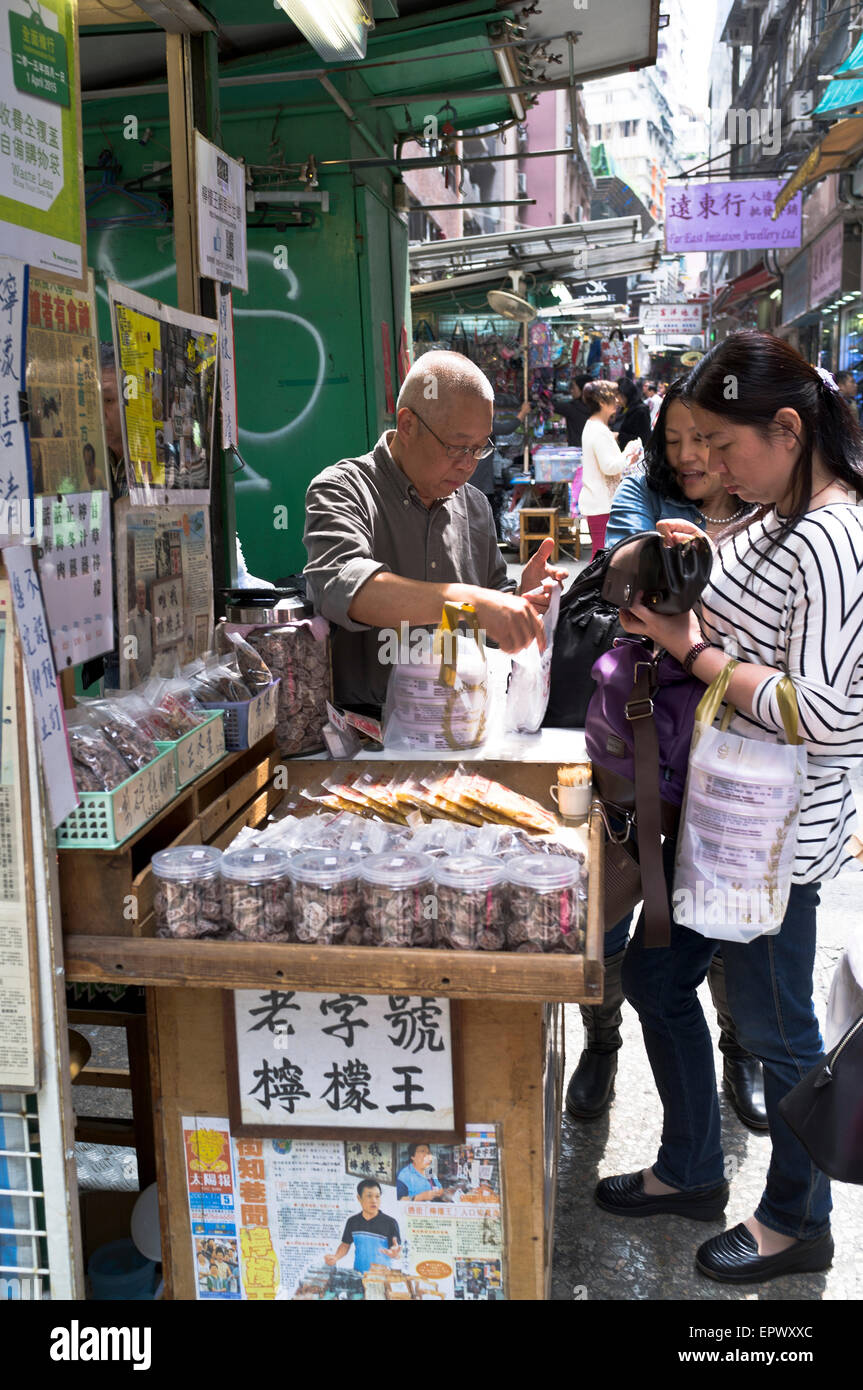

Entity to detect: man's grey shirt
[303,432,515,708]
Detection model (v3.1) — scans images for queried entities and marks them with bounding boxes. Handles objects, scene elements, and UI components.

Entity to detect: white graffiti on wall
[91,241,326,492]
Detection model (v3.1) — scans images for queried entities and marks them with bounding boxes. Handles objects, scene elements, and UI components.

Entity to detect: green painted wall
[83,74,408,581]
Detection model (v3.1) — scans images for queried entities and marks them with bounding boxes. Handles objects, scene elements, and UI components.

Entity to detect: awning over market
[812,34,863,118]
[773,118,863,217]
[712,260,778,314]
[410,218,663,300]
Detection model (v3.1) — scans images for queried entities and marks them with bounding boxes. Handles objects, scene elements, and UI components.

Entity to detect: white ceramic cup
[551,782,593,819]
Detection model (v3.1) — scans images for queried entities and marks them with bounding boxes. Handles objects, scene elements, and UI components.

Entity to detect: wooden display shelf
[59,737,281,938]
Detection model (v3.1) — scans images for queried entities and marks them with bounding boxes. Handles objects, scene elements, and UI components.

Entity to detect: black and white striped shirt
[699,503,863,883]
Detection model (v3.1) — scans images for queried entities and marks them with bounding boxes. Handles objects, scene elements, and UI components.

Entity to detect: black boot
[707,954,768,1132]
[565,949,626,1120]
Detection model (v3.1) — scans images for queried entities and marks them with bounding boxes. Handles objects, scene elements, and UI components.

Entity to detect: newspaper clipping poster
[232,1123,505,1301]
[182,1116,242,1301]
[108,279,217,505]
[195,133,248,293]
[114,498,213,686]
[26,272,107,497]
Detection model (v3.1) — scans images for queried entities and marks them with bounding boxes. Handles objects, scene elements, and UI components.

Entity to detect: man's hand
[388,1242,401,1260]
[519,536,568,597]
[471,590,546,654]
[323,1253,338,1267]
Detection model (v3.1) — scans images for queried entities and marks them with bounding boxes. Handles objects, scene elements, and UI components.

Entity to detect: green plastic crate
[57,749,177,850]
[154,711,226,790]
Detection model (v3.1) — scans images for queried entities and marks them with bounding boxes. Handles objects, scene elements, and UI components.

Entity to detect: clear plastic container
[360,851,437,948]
[152,845,224,939]
[221,847,293,941]
[433,854,508,951]
[505,853,585,954]
[291,850,364,945]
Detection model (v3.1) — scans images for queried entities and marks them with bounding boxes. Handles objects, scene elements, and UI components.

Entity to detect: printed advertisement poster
[0,256,31,542]
[182,1116,242,1301]
[114,498,213,687]
[108,280,217,505]
[0,0,84,282]
[34,490,113,664]
[232,1123,505,1301]
[195,133,248,293]
[665,180,802,253]
[26,272,107,496]
[230,990,456,1135]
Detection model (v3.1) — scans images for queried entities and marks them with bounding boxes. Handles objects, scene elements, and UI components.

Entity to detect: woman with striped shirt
[594,333,863,1284]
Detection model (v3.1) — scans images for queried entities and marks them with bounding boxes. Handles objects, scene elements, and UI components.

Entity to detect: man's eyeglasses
[410,409,494,461]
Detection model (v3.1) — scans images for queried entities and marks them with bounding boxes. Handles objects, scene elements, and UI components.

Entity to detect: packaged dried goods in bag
[673,662,807,942]
[246,619,332,757]
[504,580,561,734]
[383,603,488,752]
[67,712,136,791]
[76,697,159,771]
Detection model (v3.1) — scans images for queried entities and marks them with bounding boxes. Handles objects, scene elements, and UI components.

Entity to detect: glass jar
[290,850,364,945]
[152,845,224,939]
[505,853,585,953]
[221,847,293,941]
[433,854,508,951]
[360,852,437,948]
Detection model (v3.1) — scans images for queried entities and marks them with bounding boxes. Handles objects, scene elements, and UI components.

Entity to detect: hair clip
[815,366,840,393]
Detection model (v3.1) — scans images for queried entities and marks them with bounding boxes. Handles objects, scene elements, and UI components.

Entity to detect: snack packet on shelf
[76,696,159,772]
[67,714,133,792]
[106,687,177,742]
[142,675,208,736]
[224,630,273,695]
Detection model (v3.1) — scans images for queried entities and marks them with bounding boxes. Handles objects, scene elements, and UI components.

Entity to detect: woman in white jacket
[579,380,628,557]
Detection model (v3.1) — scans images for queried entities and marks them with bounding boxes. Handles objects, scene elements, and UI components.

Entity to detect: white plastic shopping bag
[672,660,807,942]
[383,602,489,752]
[504,580,561,734]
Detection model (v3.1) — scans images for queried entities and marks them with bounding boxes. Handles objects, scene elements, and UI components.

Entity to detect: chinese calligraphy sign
[665,180,802,254]
[227,990,460,1138]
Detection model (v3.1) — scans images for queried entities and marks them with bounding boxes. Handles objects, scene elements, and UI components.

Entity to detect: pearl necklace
[701,504,749,525]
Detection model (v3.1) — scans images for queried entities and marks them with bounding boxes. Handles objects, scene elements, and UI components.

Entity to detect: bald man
[303,351,565,710]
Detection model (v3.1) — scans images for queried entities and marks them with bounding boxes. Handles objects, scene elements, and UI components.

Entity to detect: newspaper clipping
[108,280,217,505]
[26,272,108,497]
[114,499,213,686]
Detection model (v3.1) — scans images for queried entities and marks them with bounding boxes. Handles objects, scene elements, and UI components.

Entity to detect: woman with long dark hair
[607,378,753,547]
[565,383,764,1134]
[614,376,653,452]
[596,332,863,1283]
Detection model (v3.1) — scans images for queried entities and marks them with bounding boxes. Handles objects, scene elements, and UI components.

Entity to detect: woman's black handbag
[778,1014,863,1185]
[600,530,713,615]
[543,531,713,729]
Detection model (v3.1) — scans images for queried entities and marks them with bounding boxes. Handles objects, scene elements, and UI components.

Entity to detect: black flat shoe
[696,1223,834,1284]
[723,1056,769,1132]
[595,1171,730,1221]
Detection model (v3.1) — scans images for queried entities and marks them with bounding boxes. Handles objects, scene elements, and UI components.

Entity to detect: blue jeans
[620,841,831,1239]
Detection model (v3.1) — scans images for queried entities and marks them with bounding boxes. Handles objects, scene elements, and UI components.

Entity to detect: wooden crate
[59,735,282,939]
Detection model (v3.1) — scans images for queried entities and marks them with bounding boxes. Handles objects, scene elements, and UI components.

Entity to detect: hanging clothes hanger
[86,150,168,228]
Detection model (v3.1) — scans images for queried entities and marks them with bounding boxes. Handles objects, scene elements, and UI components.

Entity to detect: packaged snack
[290,850,364,945]
[225,630,273,694]
[221,847,293,941]
[68,720,134,792]
[505,853,585,953]
[360,851,436,948]
[143,675,207,736]
[434,853,508,951]
[152,845,224,939]
[78,697,158,771]
[108,688,176,742]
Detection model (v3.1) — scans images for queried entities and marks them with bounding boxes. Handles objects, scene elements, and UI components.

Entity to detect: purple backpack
[585,637,705,945]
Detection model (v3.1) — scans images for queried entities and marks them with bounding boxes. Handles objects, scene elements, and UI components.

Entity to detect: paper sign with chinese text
[195,133,248,293]
[182,1115,242,1300]
[227,990,459,1139]
[218,286,238,449]
[665,181,802,254]
[34,490,113,665]
[0,255,30,543]
[3,541,76,825]
[0,0,84,282]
